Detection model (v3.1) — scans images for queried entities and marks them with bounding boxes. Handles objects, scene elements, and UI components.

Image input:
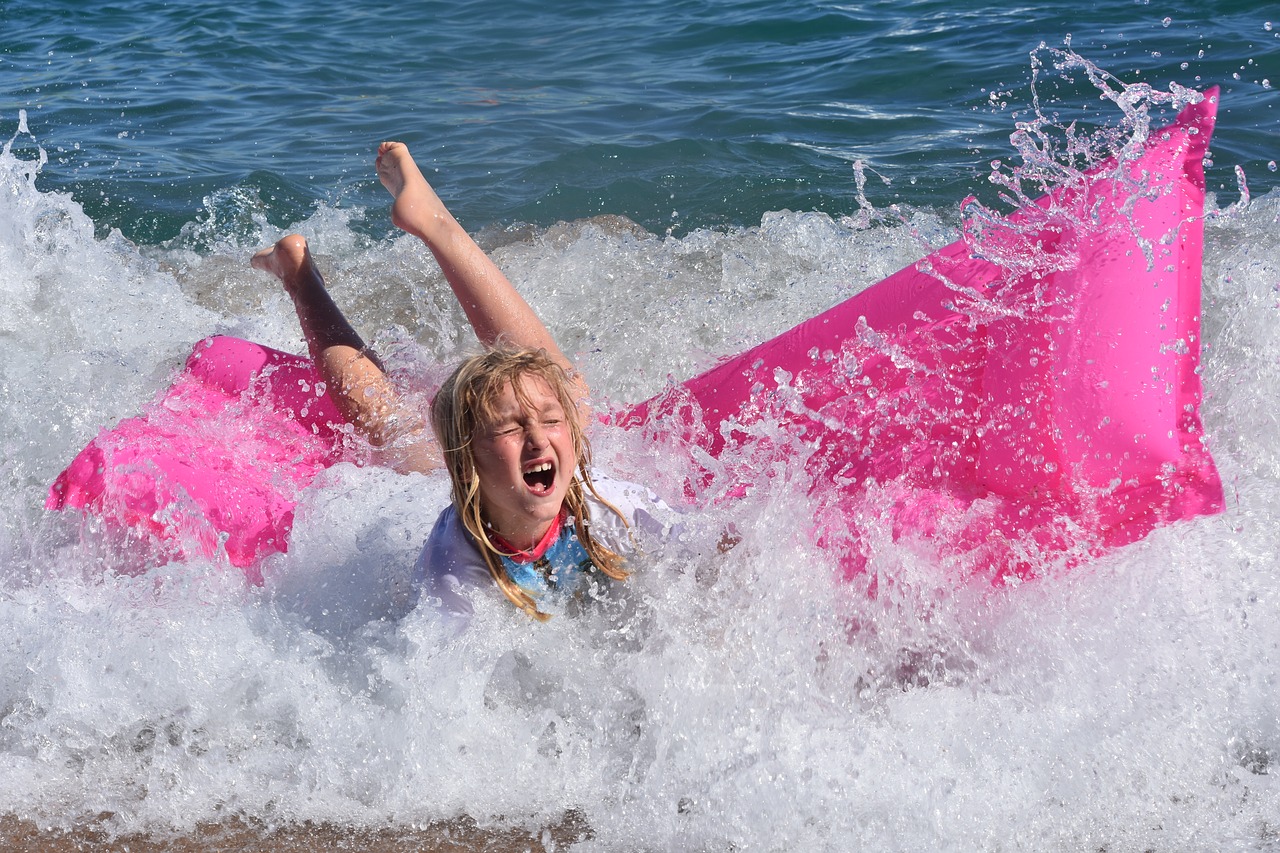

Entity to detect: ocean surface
[2,0,1280,849]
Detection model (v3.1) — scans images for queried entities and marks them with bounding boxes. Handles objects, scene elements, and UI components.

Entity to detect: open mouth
[523,461,556,494]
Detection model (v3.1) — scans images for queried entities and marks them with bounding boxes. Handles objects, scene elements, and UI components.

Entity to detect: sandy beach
[0,813,590,852]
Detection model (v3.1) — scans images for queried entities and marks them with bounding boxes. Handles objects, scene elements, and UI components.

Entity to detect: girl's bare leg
[251,235,437,474]
[374,142,588,408]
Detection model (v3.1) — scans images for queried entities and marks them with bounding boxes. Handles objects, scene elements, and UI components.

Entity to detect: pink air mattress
[47,336,349,583]
[48,94,1224,582]
[620,92,1224,580]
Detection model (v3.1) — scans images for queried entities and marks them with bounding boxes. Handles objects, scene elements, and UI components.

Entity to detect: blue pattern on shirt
[499,525,594,598]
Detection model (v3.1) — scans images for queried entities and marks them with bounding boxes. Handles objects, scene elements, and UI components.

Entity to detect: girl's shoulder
[582,469,678,547]
[411,505,490,631]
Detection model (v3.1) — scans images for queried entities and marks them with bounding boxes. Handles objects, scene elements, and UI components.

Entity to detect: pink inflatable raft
[48,338,347,584]
[620,93,1224,581]
[48,94,1224,583]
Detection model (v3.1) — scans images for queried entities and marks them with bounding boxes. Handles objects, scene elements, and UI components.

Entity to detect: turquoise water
[4,1,1280,849]
[4,0,1277,241]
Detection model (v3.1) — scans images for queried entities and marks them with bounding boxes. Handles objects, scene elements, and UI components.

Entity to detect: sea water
[2,1,1280,849]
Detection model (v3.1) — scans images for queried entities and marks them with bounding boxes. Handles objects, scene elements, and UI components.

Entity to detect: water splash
[1,110,48,183]
[3,50,1280,850]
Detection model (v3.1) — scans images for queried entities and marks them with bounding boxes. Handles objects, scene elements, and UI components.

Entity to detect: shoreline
[0,813,591,852]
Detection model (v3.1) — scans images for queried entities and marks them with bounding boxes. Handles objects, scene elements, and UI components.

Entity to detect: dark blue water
[3,0,1277,242]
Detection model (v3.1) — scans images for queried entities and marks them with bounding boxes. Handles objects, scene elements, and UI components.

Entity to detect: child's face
[472,376,576,549]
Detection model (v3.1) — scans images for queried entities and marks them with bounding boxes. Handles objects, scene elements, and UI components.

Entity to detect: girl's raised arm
[375,141,588,410]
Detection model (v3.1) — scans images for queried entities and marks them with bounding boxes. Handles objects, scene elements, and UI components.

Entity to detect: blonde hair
[431,347,630,620]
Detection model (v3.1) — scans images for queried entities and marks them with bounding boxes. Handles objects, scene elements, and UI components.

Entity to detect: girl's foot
[250,234,321,296]
[375,141,454,243]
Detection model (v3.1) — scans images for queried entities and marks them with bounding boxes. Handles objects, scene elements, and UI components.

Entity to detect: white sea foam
[3,103,1280,850]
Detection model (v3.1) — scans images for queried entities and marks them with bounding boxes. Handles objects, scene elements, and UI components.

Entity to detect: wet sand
[0,812,590,852]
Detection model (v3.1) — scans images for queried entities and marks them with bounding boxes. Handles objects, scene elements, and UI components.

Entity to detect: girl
[252,142,669,632]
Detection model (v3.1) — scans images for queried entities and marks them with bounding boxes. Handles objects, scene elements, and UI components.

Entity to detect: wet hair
[430,346,630,620]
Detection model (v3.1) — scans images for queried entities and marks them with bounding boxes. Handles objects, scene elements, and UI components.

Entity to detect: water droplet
[1161,16,1172,27]
[1268,161,1278,173]
[1266,21,1274,31]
